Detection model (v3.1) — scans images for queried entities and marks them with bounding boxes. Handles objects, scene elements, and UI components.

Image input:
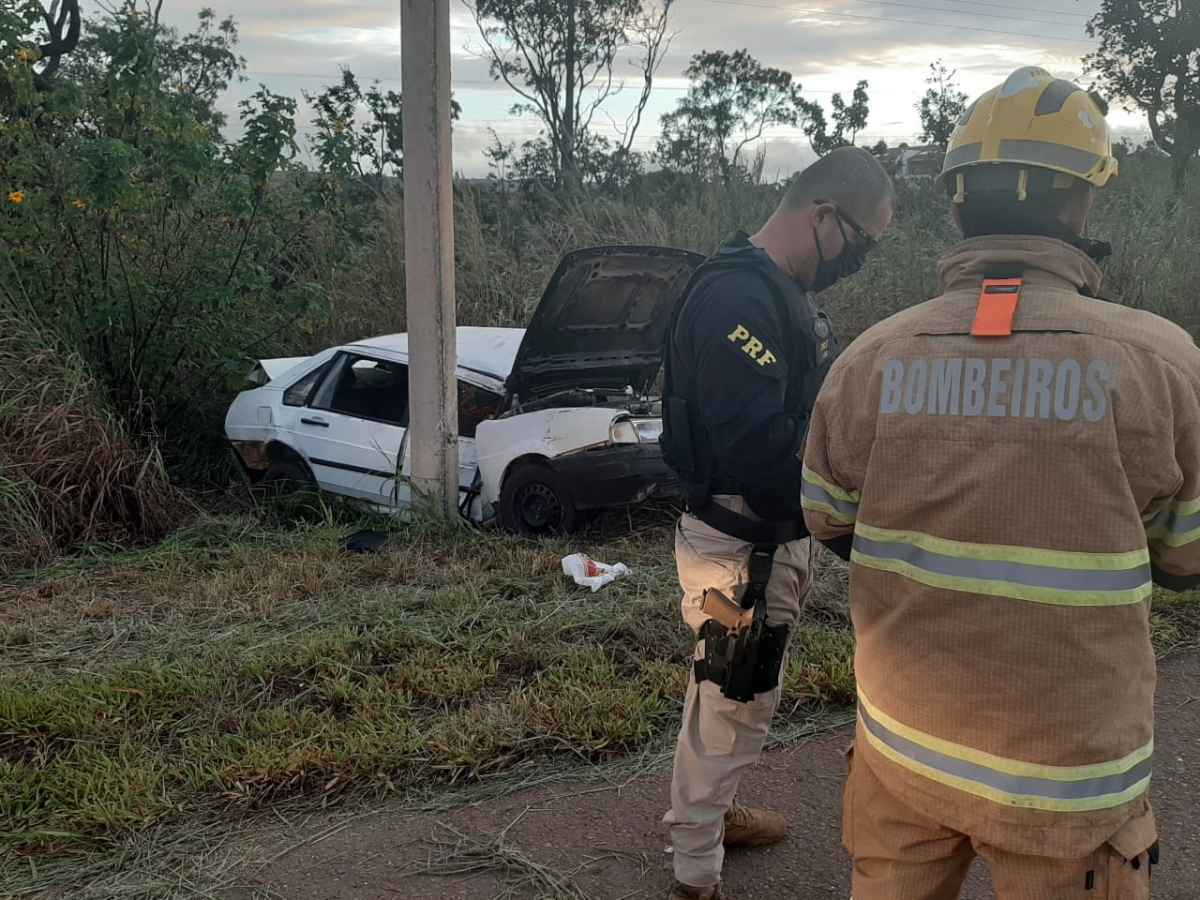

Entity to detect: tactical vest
[660,238,835,514]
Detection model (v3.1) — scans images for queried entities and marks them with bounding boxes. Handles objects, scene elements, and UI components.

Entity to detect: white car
[225,246,703,533]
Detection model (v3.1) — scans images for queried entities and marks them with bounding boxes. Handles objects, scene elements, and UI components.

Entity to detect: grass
[406,816,604,900]
[3,504,1196,899]
[0,313,182,576]
[1150,590,1200,659]
[0,505,857,894]
[403,801,707,900]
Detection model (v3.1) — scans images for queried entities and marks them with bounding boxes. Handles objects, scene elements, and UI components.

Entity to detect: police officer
[660,146,895,900]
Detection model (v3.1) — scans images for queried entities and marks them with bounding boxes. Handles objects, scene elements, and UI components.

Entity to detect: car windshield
[459,380,502,438]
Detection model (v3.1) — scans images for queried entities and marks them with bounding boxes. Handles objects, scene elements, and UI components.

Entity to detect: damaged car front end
[475,245,702,534]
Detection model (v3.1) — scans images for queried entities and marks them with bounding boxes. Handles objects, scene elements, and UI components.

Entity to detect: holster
[694,545,790,702]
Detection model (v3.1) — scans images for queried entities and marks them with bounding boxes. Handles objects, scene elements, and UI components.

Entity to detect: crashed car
[225,246,703,533]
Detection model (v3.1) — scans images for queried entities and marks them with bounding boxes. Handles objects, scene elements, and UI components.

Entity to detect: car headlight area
[610,418,664,445]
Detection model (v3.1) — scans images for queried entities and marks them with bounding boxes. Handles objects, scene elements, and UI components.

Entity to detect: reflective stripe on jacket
[803,235,1200,858]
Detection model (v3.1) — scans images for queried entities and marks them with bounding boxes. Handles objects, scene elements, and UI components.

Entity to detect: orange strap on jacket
[971,277,1023,337]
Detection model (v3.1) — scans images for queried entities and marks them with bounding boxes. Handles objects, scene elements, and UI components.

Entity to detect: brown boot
[723,799,788,848]
[669,881,721,900]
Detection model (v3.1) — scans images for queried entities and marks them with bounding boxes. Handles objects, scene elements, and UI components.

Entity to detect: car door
[395,376,503,519]
[293,352,411,509]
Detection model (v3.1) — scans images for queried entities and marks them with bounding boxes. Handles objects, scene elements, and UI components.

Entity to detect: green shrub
[0,5,347,477]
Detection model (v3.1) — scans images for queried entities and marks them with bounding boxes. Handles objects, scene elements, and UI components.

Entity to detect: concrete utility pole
[401,0,459,518]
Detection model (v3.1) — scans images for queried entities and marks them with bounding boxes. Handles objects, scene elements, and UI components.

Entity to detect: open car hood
[506,246,704,401]
[246,356,311,387]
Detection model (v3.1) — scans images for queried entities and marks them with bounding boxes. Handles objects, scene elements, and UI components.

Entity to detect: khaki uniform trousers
[845,746,1157,900]
[663,496,811,888]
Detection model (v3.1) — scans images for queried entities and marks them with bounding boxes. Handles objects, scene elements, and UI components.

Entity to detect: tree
[304,69,462,200]
[234,86,299,184]
[656,49,805,183]
[57,4,245,137]
[801,80,870,156]
[917,60,967,150]
[1,2,345,471]
[1086,0,1200,189]
[1,0,81,89]
[470,0,673,187]
[307,70,399,183]
[488,129,643,191]
[484,128,515,186]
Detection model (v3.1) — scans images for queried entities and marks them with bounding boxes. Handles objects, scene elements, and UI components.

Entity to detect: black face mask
[809,216,867,293]
[1046,221,1112,262]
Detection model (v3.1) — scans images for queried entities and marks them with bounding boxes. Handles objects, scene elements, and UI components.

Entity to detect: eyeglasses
[816,199,879,255]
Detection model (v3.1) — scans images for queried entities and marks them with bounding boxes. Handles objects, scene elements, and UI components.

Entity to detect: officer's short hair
[782,147,895,223]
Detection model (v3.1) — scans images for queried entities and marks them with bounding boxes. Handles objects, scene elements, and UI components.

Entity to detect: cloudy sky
[100,0,1146,178]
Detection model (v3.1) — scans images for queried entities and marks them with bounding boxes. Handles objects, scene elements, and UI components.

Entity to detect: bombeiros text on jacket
[879,356,1115,421]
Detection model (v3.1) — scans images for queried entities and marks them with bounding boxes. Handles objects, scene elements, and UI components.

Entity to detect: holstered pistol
[700,587,755,635]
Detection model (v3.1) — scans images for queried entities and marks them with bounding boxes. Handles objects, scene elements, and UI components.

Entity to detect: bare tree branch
[35,0,82,86]
[621,1,675,152]
[732,116,768,173]
[1148,104,1175,152]
[470,5,554,124]
[470,0,672,186]
[578,44,619,135]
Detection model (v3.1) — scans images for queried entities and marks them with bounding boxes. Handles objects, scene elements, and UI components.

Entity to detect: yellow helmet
[942,66,1118,199]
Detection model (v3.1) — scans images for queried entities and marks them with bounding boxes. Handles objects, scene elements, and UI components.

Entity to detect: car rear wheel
[256,459,318,503]
[499,463,578,536]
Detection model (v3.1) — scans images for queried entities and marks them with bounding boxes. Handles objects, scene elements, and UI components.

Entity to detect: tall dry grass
[1091,160,1200,333]
[312,156,1199,356]
[311,181,780,348]
[0,314,183,574]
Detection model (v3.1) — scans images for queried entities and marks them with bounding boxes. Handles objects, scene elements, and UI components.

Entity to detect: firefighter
[659,146,895,900]
[802,66,1200,898]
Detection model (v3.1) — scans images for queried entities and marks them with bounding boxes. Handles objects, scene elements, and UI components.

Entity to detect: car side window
[310,353,409,426]
[458,380,502,439]
[283,362,331,407]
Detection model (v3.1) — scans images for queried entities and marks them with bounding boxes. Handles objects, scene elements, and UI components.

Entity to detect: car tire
[258,459,317,499]
[498,463,578,536]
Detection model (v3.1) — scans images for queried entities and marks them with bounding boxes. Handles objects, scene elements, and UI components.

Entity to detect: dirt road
[230,651,1200,899]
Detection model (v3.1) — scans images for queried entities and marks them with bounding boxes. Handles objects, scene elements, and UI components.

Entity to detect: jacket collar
[937,236,1104,297]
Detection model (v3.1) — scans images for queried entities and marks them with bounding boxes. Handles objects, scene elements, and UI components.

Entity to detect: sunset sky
[104,0,1147,178]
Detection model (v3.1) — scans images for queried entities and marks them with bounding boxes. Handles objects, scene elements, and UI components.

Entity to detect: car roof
[350,327,524,382]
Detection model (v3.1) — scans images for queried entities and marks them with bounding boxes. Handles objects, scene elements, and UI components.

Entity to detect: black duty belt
[689,498,808,545]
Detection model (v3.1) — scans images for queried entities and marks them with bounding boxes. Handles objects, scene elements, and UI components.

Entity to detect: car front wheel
[498,463,578,536]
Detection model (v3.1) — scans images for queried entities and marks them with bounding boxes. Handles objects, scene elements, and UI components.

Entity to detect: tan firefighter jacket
[802,235,1200,858]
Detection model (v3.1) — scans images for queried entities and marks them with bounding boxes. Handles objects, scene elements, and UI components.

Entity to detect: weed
[5,510,1194,890]
[409,816,594,900]
[0,314,182,575]
[783,626,857,707]
[1151,589,1200,658]
[0,514,856,866]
